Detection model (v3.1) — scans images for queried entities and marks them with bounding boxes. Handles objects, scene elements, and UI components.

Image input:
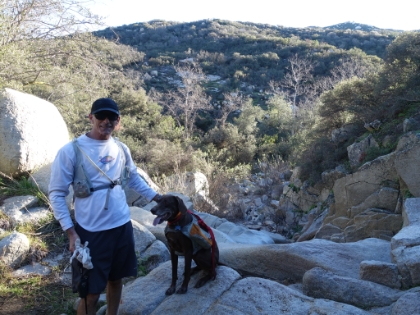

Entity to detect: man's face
[88,111,120,140]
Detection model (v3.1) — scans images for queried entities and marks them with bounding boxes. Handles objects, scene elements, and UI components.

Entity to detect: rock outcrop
[390,198,420,289]
[0,195,50,227]
[347,134,379,167]
[119,261,372,315]
[0,232,30,268]
[312,132,420,243]
[303,267,402,308]
[2,192,420,315]
[218,238,391,282]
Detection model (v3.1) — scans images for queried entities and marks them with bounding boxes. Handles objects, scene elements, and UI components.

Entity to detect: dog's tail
[188,210,217,280]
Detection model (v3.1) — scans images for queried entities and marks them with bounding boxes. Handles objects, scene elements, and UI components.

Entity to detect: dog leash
[187,210,217,280]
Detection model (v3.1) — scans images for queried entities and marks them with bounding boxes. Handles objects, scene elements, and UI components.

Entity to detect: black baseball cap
[90,98,120,115]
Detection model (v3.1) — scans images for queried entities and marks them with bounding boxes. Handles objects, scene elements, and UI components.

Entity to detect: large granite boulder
[330,153,398,219]
[292,132,420,243]
[359,260,401,289]
[347,134,379,167]
[218,238,391,282]
[119,260,371,315]
[391,289,420,315]
[0,88,69,176]
[303,267,402,308]
[390,198,420,288]
[394,132,420,197]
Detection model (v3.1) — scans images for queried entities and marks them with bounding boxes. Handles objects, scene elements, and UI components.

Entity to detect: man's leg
[106,279,123,315]
[77,293,100,315]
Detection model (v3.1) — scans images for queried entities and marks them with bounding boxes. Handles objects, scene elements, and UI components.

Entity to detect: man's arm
[127,172,160,201]
[49,144,78,250]
[121,143,161,201]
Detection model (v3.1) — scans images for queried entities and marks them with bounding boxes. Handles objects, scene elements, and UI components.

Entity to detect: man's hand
[66,226,80,253]
[152,194,163,202]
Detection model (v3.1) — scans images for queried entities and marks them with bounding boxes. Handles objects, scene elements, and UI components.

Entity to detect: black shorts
[75,221,138,294]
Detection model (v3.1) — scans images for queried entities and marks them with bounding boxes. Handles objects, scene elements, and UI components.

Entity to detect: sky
[89,0,419,31]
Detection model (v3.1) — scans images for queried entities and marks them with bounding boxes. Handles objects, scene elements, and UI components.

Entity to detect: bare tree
[0,0,102,46]
[0,0,107,88]
[316,56,377,94]
[331,57,374,82]
[279,54,314,116]
[216,90,245,128]
[163,63,211,139]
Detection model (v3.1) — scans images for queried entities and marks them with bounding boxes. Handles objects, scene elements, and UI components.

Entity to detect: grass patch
[137,257,149,277]
[0,268,77,315]
[0,226,74,314]
[0,242,76,315]
[0,172,50,207]
[0,211,13,231]
[14,215,67,266]
[0,171,75,314]
[361,146,395,164]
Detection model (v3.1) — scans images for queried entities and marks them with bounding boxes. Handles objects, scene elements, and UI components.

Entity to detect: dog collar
[167,212,183,226]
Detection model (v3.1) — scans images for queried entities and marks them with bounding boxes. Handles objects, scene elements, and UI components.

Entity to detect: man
[49,98,161,315]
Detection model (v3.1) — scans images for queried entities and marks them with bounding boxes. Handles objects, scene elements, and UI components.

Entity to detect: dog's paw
[165,286,176,295]
[176,286,188,294]
[194,274,212,288]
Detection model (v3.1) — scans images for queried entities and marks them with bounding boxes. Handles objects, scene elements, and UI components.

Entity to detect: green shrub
[361,146,394,164]
[298,136,343,182]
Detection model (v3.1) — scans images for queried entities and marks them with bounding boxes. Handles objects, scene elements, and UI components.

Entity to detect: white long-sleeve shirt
[49,134,157,232]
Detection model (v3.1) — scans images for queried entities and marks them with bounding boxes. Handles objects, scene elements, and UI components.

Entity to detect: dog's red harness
[187,210,217,280]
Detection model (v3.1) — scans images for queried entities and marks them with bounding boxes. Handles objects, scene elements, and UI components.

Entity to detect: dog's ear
[175,196,188,214]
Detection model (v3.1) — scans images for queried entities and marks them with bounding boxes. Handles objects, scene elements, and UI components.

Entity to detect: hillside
[1,15,419,186]
[324,21,405,32]
[93,19,392,98]
[94,19,398,57]
[90,20,420,182]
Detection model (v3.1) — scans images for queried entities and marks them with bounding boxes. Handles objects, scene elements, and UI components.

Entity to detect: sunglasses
[94,112,119,121]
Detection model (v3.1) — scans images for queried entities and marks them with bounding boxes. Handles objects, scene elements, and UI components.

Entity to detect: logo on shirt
[99,155,114,164]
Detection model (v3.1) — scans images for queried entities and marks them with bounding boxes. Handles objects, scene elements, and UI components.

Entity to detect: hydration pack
[72,138,130,207]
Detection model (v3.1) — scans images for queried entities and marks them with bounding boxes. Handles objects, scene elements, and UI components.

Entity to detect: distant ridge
[322,21,404,33]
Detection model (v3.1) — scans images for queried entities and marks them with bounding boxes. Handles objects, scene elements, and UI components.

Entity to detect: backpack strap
[73,140,116,183]
[72,139,93,187]
[113,138,130,188]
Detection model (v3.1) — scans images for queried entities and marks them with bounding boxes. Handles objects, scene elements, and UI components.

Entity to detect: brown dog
[151,195,219,295]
